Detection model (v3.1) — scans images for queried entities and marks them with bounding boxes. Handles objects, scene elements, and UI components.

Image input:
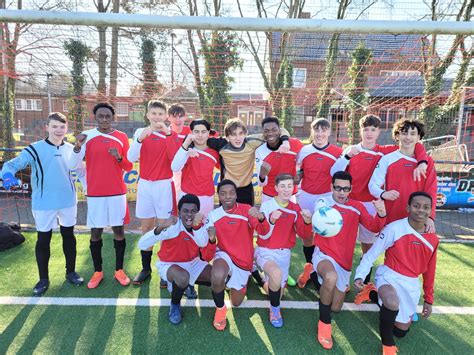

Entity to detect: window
[293,68,307,88]
[14,99,42,111]
[293,108,304,127]
[116,102,129,116]
[63,100,69,112]
[380,70,420,77]
[15,99,22,110]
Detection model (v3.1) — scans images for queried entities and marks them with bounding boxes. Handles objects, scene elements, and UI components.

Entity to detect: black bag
[0,222,26,251]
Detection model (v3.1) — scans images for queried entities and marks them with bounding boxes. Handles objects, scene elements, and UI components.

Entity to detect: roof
[161,85,197,100]
[271,33,427,63]
[368,75,453,98]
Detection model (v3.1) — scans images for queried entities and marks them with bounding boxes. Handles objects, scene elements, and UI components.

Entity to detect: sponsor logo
[227,221,236,225]
[436,193,447,207]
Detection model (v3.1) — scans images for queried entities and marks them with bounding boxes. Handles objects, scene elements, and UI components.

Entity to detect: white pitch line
[0,297,473,315]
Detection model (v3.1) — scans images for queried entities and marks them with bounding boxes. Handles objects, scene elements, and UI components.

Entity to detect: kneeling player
[353,192,438,355]
[205,179,270,331]
[138,194,210,325]
[256,173,313,327]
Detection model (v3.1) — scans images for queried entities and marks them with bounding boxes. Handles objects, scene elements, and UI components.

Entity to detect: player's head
[407,191,432,224]
[331,171,352,204]
[146,100,167,125]
[190,119,211,146]
[224,118,247,148]
[262,116,281,146]
[46,112,68,141]
[217,179,237,210]
[168,103,186,128]
[178,194,200,228]
[275,173,294,202]
[392,118,425,150]
[93,103,115,130]
[310,118,331,147]
[359,114,381,146]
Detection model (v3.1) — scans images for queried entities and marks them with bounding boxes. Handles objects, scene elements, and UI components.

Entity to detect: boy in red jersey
[168,103,190,141]
[128,100,181,285]
[296,118,342,288]
[354,192,438,355]
[256,173,313,327]
[369,119,437,231]
[138,194,211,325]
[69,103,133,289]
[205,179,270,331]
[312,171,386,350]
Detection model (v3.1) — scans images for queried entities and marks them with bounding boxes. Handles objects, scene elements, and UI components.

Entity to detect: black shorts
[236,183,254,206]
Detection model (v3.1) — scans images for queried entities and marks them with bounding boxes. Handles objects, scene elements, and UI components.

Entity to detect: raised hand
[108,147,122,161]
[183,134,195,149]
[249,206,265,221]
[300,209,312,224]
[347,145,361,158]
[155,121,171,135]
[425,218,436,233]
[207,226,217,243]
[372,199,386,217]
[74,134,87,149]
[259,161,272,179]
[278,140,290,154]
[413,162,427,181]
[188,148,199,158]
[138,127,153,142]
[193,212,204,227]
[270,210,282,224]
[381,190,400,201]
[163,215,178,228]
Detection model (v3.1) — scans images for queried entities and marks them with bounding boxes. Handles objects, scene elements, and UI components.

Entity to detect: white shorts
[156,257,209,293]
[214,250,250,292]
[179,192,215,217]
[375,265,420,324]
[87,195,128,228]
[32,205,77,232]
[312,247,351,293]
[255,247,291,288]
[261,193,296,204]
[136,178,175,219]
[358,201,378,244]
[297,189,331,214]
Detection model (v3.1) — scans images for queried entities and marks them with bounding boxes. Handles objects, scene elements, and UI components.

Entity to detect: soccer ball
[312,206,343,237]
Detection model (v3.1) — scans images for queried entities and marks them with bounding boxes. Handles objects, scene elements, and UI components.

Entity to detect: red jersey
[369,150,437,223]
[297,143,342,194]
[314,196,386,271]
[355,218,438,304]
[205,203,270,271]
[128,129,181,181]
[72,128,132,197]
[256,138,303,197]
[176,125,191,143]
[258,198,312,249]
[171,146,220,196]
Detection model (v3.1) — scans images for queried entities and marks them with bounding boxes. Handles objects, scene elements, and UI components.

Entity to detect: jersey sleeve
[67,144,86,170]
[369,155,389,199]
[171,146,190,172]
[330,150,350,176]
[359,203,387,233]
[257,202,274,240]
[137,222,181,250]
[127,129,143,163]
[200,242,217,262]
[424,159,438,220]
[414,142,429,163]
[248,209,271,236]
[206,137,228,152]
[118,134,133,172]
[1,148,34,177]
[294,206,313,240]
[255,150,268,187]
[422,241,438,304]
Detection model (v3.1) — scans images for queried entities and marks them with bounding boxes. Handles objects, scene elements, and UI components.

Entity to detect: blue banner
[436,172,474,209]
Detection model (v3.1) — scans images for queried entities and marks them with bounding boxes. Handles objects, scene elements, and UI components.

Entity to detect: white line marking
[0,297,473,315]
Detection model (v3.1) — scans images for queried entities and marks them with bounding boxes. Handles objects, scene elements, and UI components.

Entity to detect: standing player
[312,171,386,350]
[256,173,313,327]
[138,194,211,325]
[2,112,84,296]
[296,118,342,288]
[168,103,191,141]
[369,119,437,230]
[69,103,133,289]
[353,192,438,355]
[205,179,270,331]
[127,100,181,285]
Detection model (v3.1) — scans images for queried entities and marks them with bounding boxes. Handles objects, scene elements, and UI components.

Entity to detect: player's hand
[207,226,217,243]
[138,127,153,142]
[193,212,204,227]
[108,147,122,161]
[270,210,282,224]
[183,134,195,149]
[259,161,272,179]
[2,172,19,190]
[381,190,400,201]
[354,278,364,292]
[301,209,312,224]
[188,148,199,158]
[413,162,427,181]
[346,145,361,158]
[372,199,386,217]
[422,302,432,319]
[425,217,436,233]
[249,207,265,221]
[278,140,290,154]
[74,133,87,148]
[155,121,171,135]
[163,215,178,228]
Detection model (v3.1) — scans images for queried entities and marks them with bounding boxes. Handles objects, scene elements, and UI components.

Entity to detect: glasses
[333,185,351,192]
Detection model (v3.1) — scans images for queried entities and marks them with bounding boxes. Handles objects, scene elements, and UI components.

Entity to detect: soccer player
[256,173,313,327]
[171,119,219,216]
[205,179,270,331]
[68,102,133,289]
[353,192,438,355]
[369,119,437,231]
[330,114,428,283]
[127,100,181,285]
[168,103,191,140]
[256,116,304,203]
[296,118,342,289]
[1,112,84,296]
[312,171,386,350]
[137,194,211,325]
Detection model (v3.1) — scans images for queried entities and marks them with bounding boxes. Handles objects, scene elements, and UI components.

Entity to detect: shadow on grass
[18,305,59,353]
[0,305,33,352]
[131,280,151,354]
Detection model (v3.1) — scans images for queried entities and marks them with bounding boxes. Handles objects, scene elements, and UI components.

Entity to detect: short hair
[217,179,237,193]
[311,117,331,130]
[332,171,352,184]
[261,116,280,128]
[168,103,185,117]
[178,194,200,211]
[408,191,432,205]
[359,114,381,128]
[392,118,425,141]
[224,118,247,137]
[47,112,67,124]
[147,100,167,111]
[190,119,211,131]
[93,102,115,116]
[275,173,294,186]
